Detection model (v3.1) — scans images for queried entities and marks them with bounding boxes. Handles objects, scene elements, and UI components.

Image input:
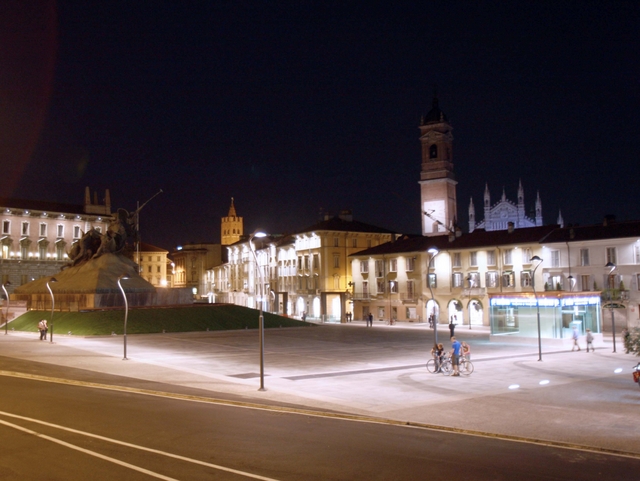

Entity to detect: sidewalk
[1,324,639,456]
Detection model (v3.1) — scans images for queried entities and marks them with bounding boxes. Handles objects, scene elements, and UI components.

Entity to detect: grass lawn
[8,304,312,336]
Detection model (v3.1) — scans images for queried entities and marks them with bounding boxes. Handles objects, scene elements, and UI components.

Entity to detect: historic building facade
[137,242,171,287]
[468,181,543,232]
[0,187,112,293]
[207,211,395,322]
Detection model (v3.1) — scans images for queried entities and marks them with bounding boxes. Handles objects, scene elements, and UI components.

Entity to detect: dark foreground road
[1,363,639,481]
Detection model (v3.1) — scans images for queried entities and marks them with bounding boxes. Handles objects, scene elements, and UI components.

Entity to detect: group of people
[571,326,595,352]
[431,337,471,376]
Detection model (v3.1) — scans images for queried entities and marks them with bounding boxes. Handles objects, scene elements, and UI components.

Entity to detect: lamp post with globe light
[427,247,439,346]
[46,277,57,343]
[605,262,617,353]
[531,256,543,361]
[2,281,10,335]
[249,230,268,391]
[117,274,130,360]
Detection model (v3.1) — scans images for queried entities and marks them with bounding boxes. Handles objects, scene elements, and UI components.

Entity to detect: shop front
[489,292,601,340]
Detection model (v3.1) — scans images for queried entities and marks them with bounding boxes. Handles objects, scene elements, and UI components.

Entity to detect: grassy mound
[9,304,312,336]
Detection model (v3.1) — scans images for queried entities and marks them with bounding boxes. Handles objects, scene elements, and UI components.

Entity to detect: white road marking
[0,417,180,481]
[0,410,282,481]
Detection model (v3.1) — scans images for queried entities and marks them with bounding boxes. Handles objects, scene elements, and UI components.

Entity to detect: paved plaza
[1,321,639,456]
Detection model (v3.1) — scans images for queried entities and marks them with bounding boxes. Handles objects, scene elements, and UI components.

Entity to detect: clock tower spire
[419,95,457,236]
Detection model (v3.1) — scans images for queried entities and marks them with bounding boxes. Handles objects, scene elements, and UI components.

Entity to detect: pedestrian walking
[585,329,594,352]
[38,319,48,340]
[449,318,456,339]
[428,314,433,328]
[367,312,373,327]
[571,326,581,351]
[450,336,461,376]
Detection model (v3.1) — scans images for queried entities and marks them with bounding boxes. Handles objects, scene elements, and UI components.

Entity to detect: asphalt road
[1,362,639,481]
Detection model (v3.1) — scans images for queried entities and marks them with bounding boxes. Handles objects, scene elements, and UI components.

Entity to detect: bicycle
[459,356,474,375]
[426,355,452,375]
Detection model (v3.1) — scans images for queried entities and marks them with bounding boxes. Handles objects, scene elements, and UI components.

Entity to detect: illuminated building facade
[137,242,170,287]
[208,211,394,322]
[0,187,111,292]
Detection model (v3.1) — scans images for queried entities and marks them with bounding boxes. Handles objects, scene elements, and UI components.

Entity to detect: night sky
[1,1,638,250]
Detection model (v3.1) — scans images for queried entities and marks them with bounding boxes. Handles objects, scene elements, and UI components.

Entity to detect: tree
[623,328,640,357]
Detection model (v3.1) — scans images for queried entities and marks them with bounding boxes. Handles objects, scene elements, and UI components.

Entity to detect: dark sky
[1,1,639,250]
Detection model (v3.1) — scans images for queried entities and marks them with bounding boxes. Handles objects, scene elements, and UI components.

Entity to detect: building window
[428,273,437,288]
[39,223,47,236]
[521,248,532,264]
[56,244,64,260]
[73,225,81,239]
[429,144,438,159]
[333,237,339,247]
[452,253,461,268]
[580,249,590,266]
[389,280,398,293]
[57,225,64,237]
[521,270,532,287]
[148,265,152,273]
[20,245,27,259]
[360,261,369,273]
[452,272,463,288]
[550,275,563,290]
[304,256,309,270]
[2,220,9,234]
[502,271,515,287]
[375,260,384,277]
[550,250,560,268]
[486,250,496,266]
[333,255,339,268]
[503,249,513,265]
[313,254,319,268]
[21,222,29,236]
[352,238,357,248]
[468,272,480,288]
[362,281,369,296]
[407,280,415,298]
[486,271,499,288]
[469,251,478,267]
[406,257,415,272]
[157,266,161,273]
[582,275,591,291]
[606,247,617,265]
[377,280,385,293]
[389,259,397,272]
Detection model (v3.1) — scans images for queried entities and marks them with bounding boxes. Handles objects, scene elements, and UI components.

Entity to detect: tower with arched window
[419,96,457,236]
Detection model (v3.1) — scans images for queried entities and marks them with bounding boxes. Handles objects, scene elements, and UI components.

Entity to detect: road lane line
[0,410,284,481]
[2,370,640,460]
[0,418,180,481]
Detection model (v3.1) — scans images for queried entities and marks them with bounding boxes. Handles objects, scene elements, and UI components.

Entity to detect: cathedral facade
[468,181,543,233]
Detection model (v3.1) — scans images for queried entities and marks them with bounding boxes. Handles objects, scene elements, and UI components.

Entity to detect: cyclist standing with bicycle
[450,337,462,376]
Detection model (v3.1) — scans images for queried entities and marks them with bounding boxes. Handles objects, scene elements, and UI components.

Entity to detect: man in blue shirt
[450,336,461,376]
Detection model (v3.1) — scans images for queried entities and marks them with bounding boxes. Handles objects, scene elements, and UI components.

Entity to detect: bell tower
[419,96,457,236]
[221,197,243,245]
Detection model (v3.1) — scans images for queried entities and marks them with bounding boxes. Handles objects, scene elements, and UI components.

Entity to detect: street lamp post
[605,262,617,353]
[46,277,57,343]
[427,247,439,346]
[117,275,130,360]
[2,281,10,335]
[531,256,543,361]
[249,230,267,391]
